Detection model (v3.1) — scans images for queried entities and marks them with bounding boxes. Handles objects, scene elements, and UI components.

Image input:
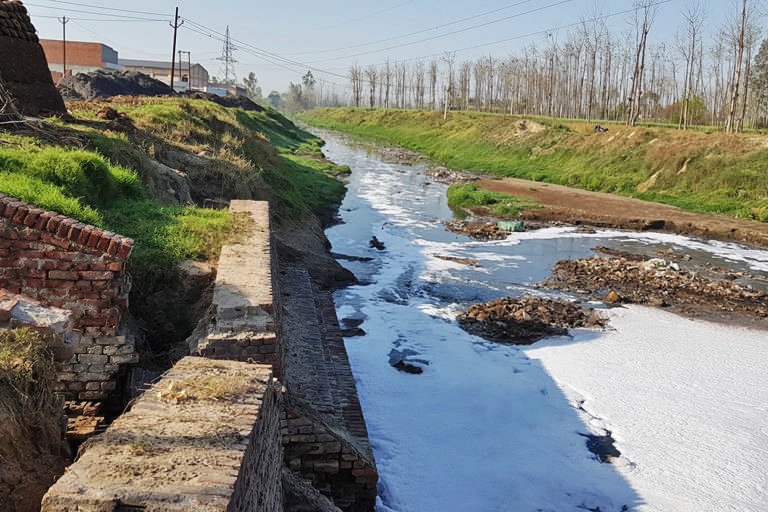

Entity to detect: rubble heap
[445,220,511,240]
[543,256,768,320]
[57,70,172,100]
[426,166,480,184]
[457,295,607,344]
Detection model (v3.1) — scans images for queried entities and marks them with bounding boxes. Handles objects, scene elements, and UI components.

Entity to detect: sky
[25,0,740,94]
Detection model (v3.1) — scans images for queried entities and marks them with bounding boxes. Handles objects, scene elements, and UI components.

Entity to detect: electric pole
[58,16,69,78]
[169,7,183,92]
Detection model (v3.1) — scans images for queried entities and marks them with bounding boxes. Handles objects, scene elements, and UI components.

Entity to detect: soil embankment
[480,178,768,248]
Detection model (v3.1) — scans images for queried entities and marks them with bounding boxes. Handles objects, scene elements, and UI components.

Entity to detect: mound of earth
[57,70,172,100]
[457,295,607,344]
[182,91,264,111]
[542,256,768,322]
[445,220,511,240]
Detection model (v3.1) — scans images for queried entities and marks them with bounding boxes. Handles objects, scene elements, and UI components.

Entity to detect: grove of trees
[317,0,768,131]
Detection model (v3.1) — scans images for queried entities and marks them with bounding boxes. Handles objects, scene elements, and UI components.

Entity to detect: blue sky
[26,0,737,93]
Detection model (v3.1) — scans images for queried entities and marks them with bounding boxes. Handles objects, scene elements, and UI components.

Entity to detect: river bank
[311,127,768,511]
[300,108,768,227]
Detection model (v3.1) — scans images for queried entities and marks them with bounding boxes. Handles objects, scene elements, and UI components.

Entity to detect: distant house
[205,82,248,97]
[119,59,209,91]
[39,39,122,82]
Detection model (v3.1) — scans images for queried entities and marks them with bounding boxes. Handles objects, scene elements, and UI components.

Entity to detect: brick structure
[194,200,284,376]
[0,194,137,399]
[0,0,65,115]
[39,39,121,82]
[42,357,283,512]
[279,266,378,511]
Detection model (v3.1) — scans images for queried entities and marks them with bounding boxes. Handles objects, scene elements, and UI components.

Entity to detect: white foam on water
[319,132,768,512]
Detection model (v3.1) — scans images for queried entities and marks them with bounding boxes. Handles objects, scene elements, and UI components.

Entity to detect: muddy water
[315,129,768,512]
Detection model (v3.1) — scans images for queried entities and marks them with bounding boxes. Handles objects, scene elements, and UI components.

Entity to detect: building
[119,58,209,91]
[40,39,122,82]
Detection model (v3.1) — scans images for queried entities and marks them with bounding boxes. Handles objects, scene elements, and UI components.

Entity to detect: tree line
[326,0,768,131]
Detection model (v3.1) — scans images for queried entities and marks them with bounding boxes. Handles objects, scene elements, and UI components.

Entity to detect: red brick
[45,214,65,233]
[35,212,55,230]
[77,226,92,246]
[20,229,40,241]
[0,240,11,249]
[23,278,45,289]
[56,219,75,238]
[96,233,112,252]
[68,223,84,243]
[86,230,103,249]
[12,206,29,224]
[0,258,22,268]
[75,280,92,289]
[0,249,8,257]
[44,251,77,261]
[79,270,112,281]
[45,279,75,289]
[88,262,108,271]
[106,262,123,272]
[22,209,43,227]
[17,250,44,259]
[3,201,22,218]
[18,270,46,279]
[48,270,79,280]
[11,240,30,250]
[41,233,72,250]
[116,240,132,259]
[106,237,120,256]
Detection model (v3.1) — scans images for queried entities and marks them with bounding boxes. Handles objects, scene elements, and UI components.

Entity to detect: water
[316,130,768,512]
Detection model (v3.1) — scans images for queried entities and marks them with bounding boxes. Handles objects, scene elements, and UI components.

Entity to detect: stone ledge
[42,357,283,512]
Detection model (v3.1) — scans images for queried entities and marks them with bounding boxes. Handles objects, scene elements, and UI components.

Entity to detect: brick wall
[0,194,136,400]
[39,39,108,68]
[42,357,283,512]
[194,200,284,377]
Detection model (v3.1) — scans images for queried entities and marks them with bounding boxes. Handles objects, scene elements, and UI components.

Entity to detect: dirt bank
[478,178,768,248]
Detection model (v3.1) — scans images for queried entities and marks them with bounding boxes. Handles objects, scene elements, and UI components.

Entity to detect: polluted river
[313,129,768,512]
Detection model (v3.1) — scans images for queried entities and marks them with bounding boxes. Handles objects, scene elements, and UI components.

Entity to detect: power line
[28,0,171,17]
[289,0,538,56]
[216,26,238,84]
[33,14,166,22]
[306,0,575,64]
[69,19,170,55]
[24,2,170,21]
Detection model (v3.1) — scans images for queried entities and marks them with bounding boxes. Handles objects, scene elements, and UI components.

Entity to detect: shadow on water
[316,128,645,511]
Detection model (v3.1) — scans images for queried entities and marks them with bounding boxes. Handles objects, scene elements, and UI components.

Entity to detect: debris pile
[433,254,481,267]
[183,90,264,111]
[57,70,172,100]
[457,295,607,344]
[542,256,768,320]
[426,166,479,184]
[96,106,134,131]
[445,220,510,240]
[376,146,423,164]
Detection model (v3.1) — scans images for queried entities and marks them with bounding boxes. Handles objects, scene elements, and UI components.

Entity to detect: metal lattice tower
[216,25,238,84]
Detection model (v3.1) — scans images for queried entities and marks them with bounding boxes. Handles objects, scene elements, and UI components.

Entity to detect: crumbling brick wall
[0,194,137,399]
[0,0,66,115]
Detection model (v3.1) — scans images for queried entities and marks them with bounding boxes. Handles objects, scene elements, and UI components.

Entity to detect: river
[314,129,768,512]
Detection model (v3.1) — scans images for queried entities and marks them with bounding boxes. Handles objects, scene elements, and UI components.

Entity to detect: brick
[77,226,92,246]
[35,211,56,230]
[22,208,43,227]
[48,270,79,280]
[86,230,103,249]
[96,233,112,252]
[45,279,75,289]
[11,205,29,224]
[79,270,112,281]
[116,240,132,259]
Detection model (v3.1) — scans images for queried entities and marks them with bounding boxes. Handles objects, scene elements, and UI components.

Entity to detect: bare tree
[365,66,378,108]
[726,0,749,133]
[628,1,657,126]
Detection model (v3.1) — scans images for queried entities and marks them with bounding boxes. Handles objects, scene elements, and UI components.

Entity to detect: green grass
[0,328,55,416]
[300,108,768,221]
[447,183,539,217]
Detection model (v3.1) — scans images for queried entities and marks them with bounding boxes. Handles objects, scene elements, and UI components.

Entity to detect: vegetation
[0,328,56,421]
[447,183,539,218]
[301,108,768,221]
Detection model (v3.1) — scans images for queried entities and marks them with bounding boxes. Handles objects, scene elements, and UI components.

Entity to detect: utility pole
[169,7,183,92]
[58,16,69,78]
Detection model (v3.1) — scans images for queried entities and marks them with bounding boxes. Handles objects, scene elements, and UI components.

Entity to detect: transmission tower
[216,26,238,84]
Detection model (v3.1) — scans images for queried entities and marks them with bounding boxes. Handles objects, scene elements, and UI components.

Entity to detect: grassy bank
[0,99,347,267]
[300,108,768,221]
[447,183,539,218]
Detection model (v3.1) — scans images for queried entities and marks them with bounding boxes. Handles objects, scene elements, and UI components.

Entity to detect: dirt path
[477,178,768,248]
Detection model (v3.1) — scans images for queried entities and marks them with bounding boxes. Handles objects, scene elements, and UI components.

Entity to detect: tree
[628,1,657,126]
[751,39,768,127]
[242,72,262,100]
[726,0,748,133]
[349,65,363,107]
[365,66,378,108]
[267,90,281,109]
[676,3,704,129]
[302,70,316,109]
[281,82,303,112]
